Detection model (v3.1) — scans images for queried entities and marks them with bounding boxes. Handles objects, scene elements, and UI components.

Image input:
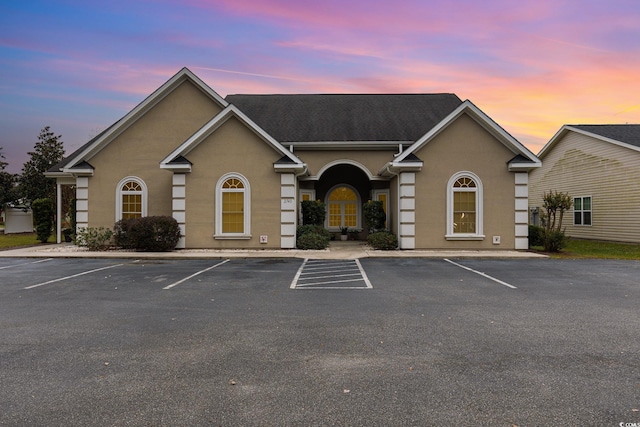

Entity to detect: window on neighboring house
[446,172,484,240]
[116,177,147,221]
[215,173,251,238]
[574,196,592,226]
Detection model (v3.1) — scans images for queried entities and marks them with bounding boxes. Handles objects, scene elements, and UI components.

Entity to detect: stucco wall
[183,116,284,248]
[86,80,223,229]
[413,114,518,249]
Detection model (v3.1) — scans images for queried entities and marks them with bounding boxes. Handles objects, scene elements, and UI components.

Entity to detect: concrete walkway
[0,240,547,260]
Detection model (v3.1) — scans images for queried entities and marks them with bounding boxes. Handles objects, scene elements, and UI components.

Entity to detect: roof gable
[539,124,640,158]
[395,100,540,170]
[160,104,305,173]
[225,93,463,142]
[48,68,227,175]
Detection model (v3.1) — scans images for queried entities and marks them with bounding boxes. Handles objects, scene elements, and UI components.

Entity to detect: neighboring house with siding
[529,124,640,243]
[46,67,540,250]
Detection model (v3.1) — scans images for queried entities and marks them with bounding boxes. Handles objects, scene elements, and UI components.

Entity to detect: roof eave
[160,163,192,173]
[273,163,308,175]
[378,161,424,177]
[508,162,541,172]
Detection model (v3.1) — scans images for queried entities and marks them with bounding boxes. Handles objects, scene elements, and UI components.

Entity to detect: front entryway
[327,185,359,229]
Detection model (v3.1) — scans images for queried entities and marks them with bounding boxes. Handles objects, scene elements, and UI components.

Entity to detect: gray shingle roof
[572,124,640,148]
[225,93,463,142]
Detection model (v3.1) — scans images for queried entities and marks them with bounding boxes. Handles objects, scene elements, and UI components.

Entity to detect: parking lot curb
[0,243,548,259]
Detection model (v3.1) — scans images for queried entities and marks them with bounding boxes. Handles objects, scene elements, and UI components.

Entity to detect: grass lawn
[0,232,51,249]
[532,238,640,260]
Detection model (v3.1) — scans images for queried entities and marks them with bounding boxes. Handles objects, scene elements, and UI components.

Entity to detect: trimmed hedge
[296,225,330,250]
[367,230,398,250]
[31,198,54,243]
[528,225,544,247]
[114,216,181,252]
[363,200,386,232]
[76,227,113,251]
[300,200,326,226]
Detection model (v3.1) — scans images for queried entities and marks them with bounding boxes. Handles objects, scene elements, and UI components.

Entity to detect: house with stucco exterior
[46,67,540,250]
[529,124,640,243]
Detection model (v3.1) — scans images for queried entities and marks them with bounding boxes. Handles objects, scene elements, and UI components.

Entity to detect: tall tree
[0,146,17,211]
[19,126,65,205]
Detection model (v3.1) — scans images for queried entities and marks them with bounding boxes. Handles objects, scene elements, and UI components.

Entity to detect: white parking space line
[290,259,309,289]
[162,259,230,290]
[290,259,372,290]
[444,259,517,289]
[24,263,125,289]
[0,258,53,270]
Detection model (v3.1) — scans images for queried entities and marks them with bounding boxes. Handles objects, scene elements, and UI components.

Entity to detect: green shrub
[113,217,136,249]
[363,200,386,232]
[367,230,398,250]
[114,216,181,252]
[301,200,326,226]
[542,229,568,253]
[528,225,544,247]
[31,198,54,243]
[76,227,114,251]
[296,232,330,250]
[296,224,330,249]
[296,225,330,240]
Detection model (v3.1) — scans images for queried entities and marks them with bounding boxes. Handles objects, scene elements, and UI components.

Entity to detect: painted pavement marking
[444,258,517,289]
[0,258,53,270]
[163,259,230,290]
[290,259,372,290]
[24,263,125,289]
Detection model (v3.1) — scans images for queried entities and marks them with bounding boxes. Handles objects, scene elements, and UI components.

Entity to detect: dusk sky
[1,0,639,173]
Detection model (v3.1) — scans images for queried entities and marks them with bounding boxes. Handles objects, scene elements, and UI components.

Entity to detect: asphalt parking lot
[1,257,639,426]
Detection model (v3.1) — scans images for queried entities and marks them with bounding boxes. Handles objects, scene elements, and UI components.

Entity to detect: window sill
[445,234,485,241]
[213,234,252,240]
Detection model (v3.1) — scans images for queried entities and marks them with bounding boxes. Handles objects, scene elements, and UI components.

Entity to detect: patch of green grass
[0,232,49,249]
[533,238,640,260]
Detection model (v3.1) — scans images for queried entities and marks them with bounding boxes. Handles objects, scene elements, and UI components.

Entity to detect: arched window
[446,172,484,240]
[215,173,251,238]
[116,177,147,221]
[327,185,359,229]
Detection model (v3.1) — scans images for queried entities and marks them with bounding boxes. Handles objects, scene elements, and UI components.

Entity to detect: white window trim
[372,189,390,228]
[299,189,316,223]
[115,176,148,221]
[446,171,484,240]
[325,184,361,231]
[214,173,251,239]
[300,189,316,202]
[573,195,592,226]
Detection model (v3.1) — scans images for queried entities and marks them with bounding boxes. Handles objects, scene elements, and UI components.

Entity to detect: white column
[75,177,89,232]
[514,172,529,250]
[398,172,416,249]
[56,181,62,243]
[172,173,187,249]
[280,173,296,248]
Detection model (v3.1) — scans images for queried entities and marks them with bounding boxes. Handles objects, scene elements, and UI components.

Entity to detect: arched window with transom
[446,172,484,240]
[326,185,360,230]
[215,173,251,238]
[116,177,147,221]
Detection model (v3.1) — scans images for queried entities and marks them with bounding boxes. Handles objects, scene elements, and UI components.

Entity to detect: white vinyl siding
[529,131,640,243]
